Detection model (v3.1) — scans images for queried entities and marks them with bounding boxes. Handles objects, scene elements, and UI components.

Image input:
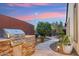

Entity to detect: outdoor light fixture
[7,33,10,38]
[57,45,60,52]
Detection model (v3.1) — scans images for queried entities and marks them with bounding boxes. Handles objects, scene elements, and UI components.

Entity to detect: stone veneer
[0,35,36,56]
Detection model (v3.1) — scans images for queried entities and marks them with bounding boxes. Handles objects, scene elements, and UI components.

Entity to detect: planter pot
[63,44,73,54]
[40,36,45,42]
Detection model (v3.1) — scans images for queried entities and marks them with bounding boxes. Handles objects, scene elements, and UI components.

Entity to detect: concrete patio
[32,36,65,56]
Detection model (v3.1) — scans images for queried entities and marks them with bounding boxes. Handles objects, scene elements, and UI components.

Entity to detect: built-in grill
[3,28,25,39]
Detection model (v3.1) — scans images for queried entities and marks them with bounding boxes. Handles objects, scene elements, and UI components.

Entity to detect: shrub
[36,22,52,42]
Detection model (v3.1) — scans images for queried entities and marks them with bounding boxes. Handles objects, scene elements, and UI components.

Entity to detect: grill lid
[3,28,25,35]
[3,28,25,38]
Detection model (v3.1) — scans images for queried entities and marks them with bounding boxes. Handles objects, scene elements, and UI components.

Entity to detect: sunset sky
[0,3,67,26]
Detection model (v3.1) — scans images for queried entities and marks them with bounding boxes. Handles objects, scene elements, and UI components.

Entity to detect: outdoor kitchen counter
[0,38,11,41]
[0,35,36,56]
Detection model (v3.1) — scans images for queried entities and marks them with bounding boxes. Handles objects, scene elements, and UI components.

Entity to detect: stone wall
[22,35,36,56]
[0,35,36,56]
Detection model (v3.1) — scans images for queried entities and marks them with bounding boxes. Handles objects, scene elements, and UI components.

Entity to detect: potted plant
[63,35,73,54]
[62,35,73,54]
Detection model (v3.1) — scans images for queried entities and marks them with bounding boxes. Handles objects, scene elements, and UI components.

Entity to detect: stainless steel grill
[3,28,25,39]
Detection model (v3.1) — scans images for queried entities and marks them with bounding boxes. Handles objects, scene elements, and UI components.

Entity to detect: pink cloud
[32,3,49,5]
[16,15,35,20]
[8,3,49,7]
[15,12,65,20]
[38,12,65,19]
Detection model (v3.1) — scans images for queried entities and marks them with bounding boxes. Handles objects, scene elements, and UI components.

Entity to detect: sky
[0,3,67,26]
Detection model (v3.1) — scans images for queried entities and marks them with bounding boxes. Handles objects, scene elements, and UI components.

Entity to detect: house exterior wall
[0,15,34,35]
[66,3,74,42]
[74,4,79,55]
[67,3,79,55]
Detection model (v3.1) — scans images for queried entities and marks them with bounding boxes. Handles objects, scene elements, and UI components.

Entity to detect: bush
[58,35,70,46]
[36,22,52,42]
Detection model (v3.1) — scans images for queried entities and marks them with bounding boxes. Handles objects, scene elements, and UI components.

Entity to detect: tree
[56,21,65,38]
[36,22,52,42]
[51,21,65,37]
[51,23,57,36]
[59,21,63,29]
[55,21,59,26]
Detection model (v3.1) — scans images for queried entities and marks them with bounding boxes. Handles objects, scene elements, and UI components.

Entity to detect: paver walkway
[32,36,65,56]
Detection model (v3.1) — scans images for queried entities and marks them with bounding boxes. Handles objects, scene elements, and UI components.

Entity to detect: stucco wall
[66,3,74,41]
[67,3,79,55]
[74,4,79,55]
[0,15,34,35]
